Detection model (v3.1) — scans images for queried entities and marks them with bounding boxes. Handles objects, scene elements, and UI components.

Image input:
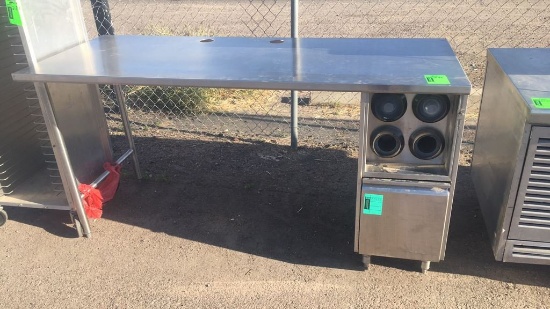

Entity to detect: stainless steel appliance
[471,48,550,265]
[355,57,471,273]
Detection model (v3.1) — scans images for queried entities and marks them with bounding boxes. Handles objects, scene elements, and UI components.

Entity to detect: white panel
[17,0,88,66]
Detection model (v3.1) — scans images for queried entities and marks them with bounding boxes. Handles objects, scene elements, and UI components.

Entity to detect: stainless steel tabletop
[13,36,471,94]
[489,48,550,122]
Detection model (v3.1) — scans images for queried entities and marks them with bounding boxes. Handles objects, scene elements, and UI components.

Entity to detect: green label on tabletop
[532,98,550,109]
[363,194,384,216]
[424,75,450,85]
[5,0,22,26]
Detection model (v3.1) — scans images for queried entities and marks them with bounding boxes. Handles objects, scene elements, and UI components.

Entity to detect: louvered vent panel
[511,244,550,261]
[520,141,550,230]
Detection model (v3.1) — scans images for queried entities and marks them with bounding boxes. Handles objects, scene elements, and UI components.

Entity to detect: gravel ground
[1,1,550,308]
[1,130,549,308]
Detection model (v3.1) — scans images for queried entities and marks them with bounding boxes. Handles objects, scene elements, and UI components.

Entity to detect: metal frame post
[90,0,115,35]
[89,0,142,179]
[290,0,299,149]
[34,83,92,237]
[114,85,143,179]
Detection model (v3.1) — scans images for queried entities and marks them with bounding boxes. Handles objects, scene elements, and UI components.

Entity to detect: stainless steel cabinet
[472,48,550,265]
[355,62,471,273]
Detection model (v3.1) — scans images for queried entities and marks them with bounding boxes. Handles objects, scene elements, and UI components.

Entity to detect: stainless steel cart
[471,48,550,265]
[0,12,40,227]
[0,0,139,237]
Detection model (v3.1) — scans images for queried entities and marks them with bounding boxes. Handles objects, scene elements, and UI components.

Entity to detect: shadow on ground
[6,136,550,286]
[107,136,361,270]
[5,135,361,269]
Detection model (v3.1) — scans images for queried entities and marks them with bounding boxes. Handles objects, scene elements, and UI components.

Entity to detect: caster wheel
[70,212,84,238]
[74,217,83,238]
[0,208,7,227]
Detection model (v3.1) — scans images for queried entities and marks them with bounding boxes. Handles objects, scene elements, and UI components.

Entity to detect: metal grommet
[370,125,404,158]
[371,93,407,122]
[409,128,445,160]
[412,94,450,123]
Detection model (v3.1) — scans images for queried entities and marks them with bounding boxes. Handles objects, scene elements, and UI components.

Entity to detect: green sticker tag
[424,75,450,85]
[532,98,550,109]
[363,194,384,216]
[5,0,22,26]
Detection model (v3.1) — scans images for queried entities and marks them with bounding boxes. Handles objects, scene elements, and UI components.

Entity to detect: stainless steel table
[13,35,470,94]
[12,36,471,261]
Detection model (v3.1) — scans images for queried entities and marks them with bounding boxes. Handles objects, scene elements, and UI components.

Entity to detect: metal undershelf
[0,168,69,210]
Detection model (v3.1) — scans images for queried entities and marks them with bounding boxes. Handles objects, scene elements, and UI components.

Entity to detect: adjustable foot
[0,206,7,227]
[362,255,371,270]
[421,261,431,274]
[70,211,84,238]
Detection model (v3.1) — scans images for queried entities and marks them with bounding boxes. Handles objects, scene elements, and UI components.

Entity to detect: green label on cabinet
[5,0,22,26]
[363,194,384,216]
[532,98,550,109]
[424,75,450,85]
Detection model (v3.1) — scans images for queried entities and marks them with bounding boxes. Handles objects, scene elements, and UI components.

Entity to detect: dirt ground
[1,119,550,308]
[1,0,550,308]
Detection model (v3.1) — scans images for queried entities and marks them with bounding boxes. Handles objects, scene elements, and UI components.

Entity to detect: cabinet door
[509,126,550,242]
[357,183,449,261]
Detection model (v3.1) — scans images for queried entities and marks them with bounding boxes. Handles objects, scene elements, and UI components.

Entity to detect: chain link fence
[82,0,550,158]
